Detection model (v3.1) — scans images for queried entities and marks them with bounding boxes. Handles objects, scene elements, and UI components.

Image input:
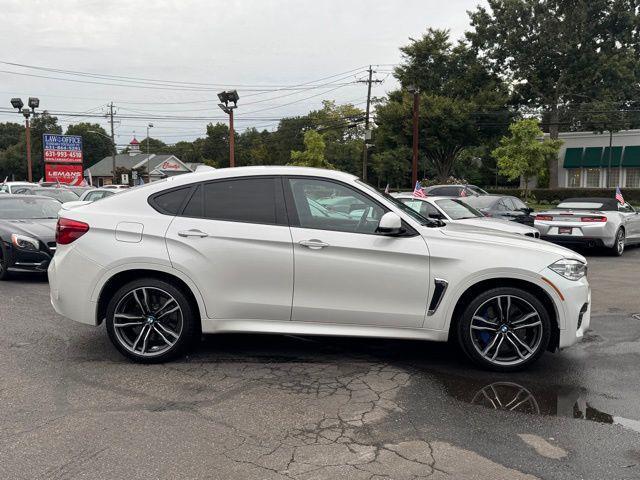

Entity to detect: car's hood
[0,218,57,242]
[426,222,586,263]
[453,217,536,234]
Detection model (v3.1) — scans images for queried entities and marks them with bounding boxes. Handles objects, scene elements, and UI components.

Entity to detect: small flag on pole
[460,188,467,197]
[615,186,625,204]
[1,176,7,185]
[384,184,390,194]
[87,169,93,186]
[413,181,426,198]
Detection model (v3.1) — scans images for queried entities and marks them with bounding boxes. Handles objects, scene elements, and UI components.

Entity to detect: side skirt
[201,318,449,343]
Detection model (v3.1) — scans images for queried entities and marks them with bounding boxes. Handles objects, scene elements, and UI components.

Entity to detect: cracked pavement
[0,247,639,479]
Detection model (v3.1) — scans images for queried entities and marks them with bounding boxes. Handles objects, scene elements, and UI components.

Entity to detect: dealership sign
[43,134,83,164]
[45,164,84,185]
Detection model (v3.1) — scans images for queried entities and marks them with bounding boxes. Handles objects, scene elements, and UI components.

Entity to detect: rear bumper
[541,235,606,248]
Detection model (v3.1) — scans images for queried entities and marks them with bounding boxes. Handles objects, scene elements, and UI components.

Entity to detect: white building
[552,129,640,188]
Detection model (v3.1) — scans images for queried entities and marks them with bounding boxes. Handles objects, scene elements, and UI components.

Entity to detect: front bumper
[541,269,591,349]
[2,240,54,273]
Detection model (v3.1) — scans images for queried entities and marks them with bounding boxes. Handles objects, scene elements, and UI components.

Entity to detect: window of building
[567,169,581,187]
[608,168,621,188]
[625,168,640,188]
[585,168,600,188]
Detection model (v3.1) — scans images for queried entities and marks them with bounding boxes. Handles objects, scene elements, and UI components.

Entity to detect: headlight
[10,233,40,251]
[548,259,587,281]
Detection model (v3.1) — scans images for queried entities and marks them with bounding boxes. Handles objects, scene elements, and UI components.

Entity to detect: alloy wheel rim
[618,231,625,254]
[469,295,543,366]
[113,287,183,357]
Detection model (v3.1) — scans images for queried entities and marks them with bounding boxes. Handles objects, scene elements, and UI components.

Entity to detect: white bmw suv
[49,167,590,371]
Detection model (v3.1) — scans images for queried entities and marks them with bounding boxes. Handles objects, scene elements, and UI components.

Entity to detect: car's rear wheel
[105,278,198,363]
[610,228,625,256]
[457,287,551,372]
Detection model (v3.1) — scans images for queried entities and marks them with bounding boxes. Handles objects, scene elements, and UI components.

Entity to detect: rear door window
[150,186,193,215]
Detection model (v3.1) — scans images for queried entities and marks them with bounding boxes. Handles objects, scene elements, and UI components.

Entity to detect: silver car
[535,197,640,256]
[394,194,541,237]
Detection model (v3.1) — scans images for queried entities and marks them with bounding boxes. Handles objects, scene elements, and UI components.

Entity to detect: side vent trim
[427,278,448,316]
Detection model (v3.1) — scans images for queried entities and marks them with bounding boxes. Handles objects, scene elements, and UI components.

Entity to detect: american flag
[460,187,467,197]
[384,184,390,194]
[615,186,625,204]
[413,181,426,198]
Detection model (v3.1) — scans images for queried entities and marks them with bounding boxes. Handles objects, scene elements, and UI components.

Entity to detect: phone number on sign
[44,150,83,161]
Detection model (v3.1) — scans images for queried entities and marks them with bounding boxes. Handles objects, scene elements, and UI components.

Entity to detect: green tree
[374,29,512,186]
[202,123,233,167]
[64,123,112,169]
[468,0,640,186]
[0,122,24,150]
[288,130,334,169]
[492,119,562,197]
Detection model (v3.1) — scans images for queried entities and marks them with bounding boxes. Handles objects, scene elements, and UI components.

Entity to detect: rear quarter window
[149,186,194,215]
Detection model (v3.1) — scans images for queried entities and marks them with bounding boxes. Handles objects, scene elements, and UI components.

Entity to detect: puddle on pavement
[433,374,640,434]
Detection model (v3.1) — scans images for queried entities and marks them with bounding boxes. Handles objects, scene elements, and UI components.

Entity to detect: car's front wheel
[457,287,551,372]
[105,278,198,363]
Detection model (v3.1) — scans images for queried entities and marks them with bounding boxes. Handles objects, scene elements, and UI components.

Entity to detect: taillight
[581,216,607,222]
[536,215,553,221]
[56,218,89,245]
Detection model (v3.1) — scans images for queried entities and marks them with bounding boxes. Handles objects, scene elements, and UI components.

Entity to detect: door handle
[299,239,329,249]
[178,229,209,238]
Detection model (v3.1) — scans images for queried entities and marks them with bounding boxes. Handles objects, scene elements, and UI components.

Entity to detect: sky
[0,0,485,148]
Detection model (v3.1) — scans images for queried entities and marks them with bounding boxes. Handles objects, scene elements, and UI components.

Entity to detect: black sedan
[0,195,60,280]
[460,194,535,226]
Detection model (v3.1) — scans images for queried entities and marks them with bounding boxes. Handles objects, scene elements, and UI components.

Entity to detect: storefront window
[585,168,600,188]
[626,168,640,188]
[567,169,581,187]
[608,168,620,188]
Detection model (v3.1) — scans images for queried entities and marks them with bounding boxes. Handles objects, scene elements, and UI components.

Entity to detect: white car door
[285,177,430,328]
[164,177,294,321]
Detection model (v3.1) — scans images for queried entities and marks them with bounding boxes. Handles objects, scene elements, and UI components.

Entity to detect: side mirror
[377,211,404,235]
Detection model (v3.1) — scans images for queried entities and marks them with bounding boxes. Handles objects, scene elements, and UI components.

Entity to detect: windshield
[0,197,61,219]
[461,196,497,209]
[435,199,483,219]
[356,181,436,226]
[33,189,80,203]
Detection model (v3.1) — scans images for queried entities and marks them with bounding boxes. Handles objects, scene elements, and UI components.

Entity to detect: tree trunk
[548,104,560,188]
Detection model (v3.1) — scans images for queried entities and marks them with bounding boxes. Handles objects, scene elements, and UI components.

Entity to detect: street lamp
[88,130,117,184]
[146,123,154,183]
[217,90,239,167]
[10,97,40,182]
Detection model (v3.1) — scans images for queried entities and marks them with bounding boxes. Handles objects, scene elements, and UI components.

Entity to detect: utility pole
[358,66,383,182]
[217,90,239,168]
[25,117,32,183]
[108,102,116,183]
[407,85,420,187]
[229,108,235,168]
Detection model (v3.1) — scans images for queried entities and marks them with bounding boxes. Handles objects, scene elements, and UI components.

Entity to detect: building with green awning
[554,129,640,188]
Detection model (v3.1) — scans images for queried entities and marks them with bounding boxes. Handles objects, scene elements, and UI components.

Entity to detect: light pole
[217,90,239,167]
[406,86,420,187]
[146,123,154,183]
[10,97,40,182]
[88,130,117,184]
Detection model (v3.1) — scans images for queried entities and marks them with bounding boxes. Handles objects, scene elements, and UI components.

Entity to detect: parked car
[394,194,540,238]
[315,195,366,214]
[13,186,80,204]
[64,185,95,197]
[0,195,61,279]
[461,194,535,227]
[0,181,37,194]
[62,188,119,211]
[49,167,590,371]
[535,197,640,256]
[424,184,488,197]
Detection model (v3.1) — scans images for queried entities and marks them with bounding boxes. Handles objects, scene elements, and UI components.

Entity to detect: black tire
[457,287,551,372]
[105,278,198,363]
[609,228,625,257]
[0,248,9,281]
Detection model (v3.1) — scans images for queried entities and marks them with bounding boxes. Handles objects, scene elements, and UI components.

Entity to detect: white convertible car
[49,167,590,371]
[393,194,541,238]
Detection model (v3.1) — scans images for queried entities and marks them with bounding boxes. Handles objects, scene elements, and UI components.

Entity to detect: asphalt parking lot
[1,247,639,480]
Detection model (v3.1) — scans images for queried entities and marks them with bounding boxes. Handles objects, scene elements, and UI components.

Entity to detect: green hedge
[486,188,640,203]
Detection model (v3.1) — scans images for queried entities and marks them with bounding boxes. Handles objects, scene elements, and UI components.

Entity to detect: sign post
[43,134,84,185]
